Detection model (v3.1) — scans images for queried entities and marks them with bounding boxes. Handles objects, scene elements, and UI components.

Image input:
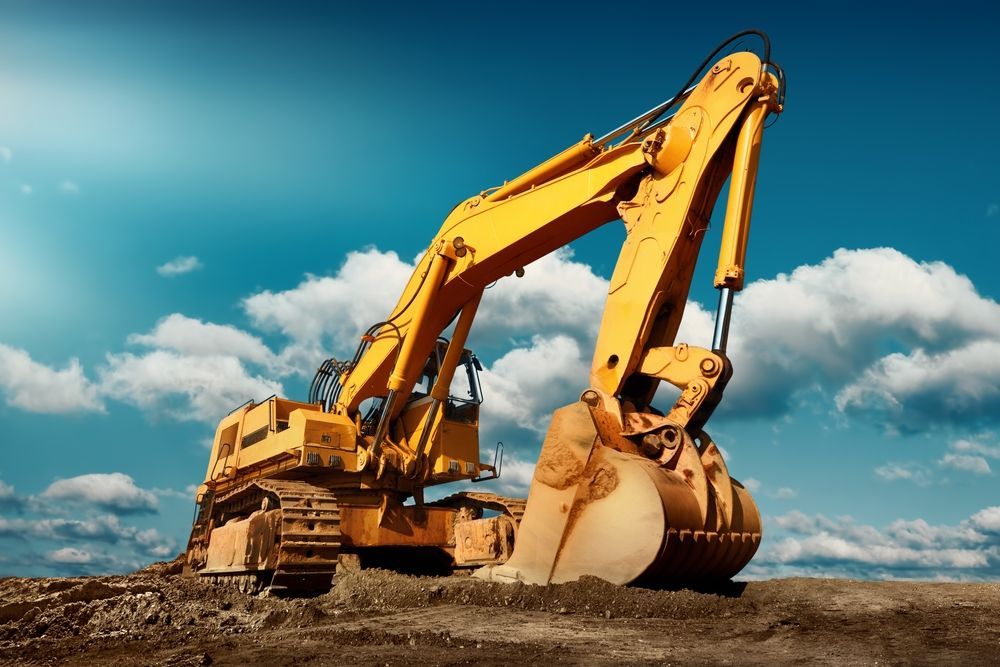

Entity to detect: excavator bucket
[477,401,760,586]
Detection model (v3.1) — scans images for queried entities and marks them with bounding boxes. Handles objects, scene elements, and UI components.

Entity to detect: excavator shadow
[349,547,455,577]
[640,579,749,598]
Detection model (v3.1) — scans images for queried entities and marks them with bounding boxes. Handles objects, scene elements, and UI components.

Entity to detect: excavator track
[202,479,342,594]
[429,491,527,526]
[429,491,527,568]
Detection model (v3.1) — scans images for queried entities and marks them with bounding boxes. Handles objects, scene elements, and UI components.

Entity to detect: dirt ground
[1,560,998,666]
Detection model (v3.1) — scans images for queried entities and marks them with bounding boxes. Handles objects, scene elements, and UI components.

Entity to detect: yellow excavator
[184,31,785,592]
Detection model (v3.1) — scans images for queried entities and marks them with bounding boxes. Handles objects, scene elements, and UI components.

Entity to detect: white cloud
[971,507,1000,533]
[243,248,415,375]
[5,245,998,456]
[156,255,202,277]
[0,477,21,511]
[2,513,177,573]
[875,462,933,486]
[478,334,589,437]
[742,477,761,493]
[0,343,104,414]
[47,547,93,564]
[718,248,1000,428]
[951,437,1000,458]
[0,146,11,162]
[755,508,1000,579]
[0,513,173,556]
[836,341,1000,432]
[939,453,991,475]
[474,248,608,346]
[766,533,987,570]
[885,517,989,550]
[152,486,195,501]
[41,473,158,514]
[129,314,276,368]
[59,180,80,194]
[243,247,613,378]
[771,486,797,500]
[876,436,999,484]
[19,183,32,195]
[238,245,1000,436]
[99,350,282,423]
[987,203,999,218]
[452,455,537,499]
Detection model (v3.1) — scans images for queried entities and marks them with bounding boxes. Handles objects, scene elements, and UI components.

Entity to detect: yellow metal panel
[714,96,772,290]
[590,52,764,399]
[233,406,357,471]
[432,419,479,476]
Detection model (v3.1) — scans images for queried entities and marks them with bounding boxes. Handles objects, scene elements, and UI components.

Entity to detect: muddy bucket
[477,401,761,585]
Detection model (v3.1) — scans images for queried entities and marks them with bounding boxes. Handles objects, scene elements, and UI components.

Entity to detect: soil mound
[0,563,997,665]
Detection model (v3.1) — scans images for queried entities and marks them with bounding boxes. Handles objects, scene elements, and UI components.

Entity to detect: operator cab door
[207,419,241,482]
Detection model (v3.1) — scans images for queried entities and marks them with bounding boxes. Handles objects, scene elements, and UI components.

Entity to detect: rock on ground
[0,559,998,665]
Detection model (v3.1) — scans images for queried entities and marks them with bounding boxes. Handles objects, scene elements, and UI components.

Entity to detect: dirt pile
[0,560,998,665]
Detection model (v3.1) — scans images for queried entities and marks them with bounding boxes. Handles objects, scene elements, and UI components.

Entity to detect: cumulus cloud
[478,334,589,438]
[19,184,32,195]
[875,462,933,486]
[156,255,202,277]
[0,477,23,511]
[0,317,280,424]
[129,314,276,368]
[59,180,80,194]
[751,507,1000,580]
[0,513,174,556]
[47,547,92,564]
[152,486,196,501]
[939,453,991,475]
[242,247,611,377]
[15,244,990,437]
[836,341,1000,432]
[257,246,993,438]
[99,350,282,423]
[876,435,999,484]
[243,248,415,374]
[41,473,158,514]
[0,476,177,575]
[717,248,1000,430]
[0,343,104,414]
[474,248,608,346]
[231,245,1000,448]
[0,146,11,162]
[951,437,1000,458]
[971,507,1000,533]
[440,454,538,501]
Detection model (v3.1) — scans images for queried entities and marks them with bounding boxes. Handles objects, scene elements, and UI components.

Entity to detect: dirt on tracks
[1,559,998,665]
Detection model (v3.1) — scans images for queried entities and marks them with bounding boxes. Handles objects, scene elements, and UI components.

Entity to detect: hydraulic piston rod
[712,287,734,353]
[413,292,483,462]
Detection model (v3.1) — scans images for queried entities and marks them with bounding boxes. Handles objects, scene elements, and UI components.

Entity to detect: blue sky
[1,0,999,578]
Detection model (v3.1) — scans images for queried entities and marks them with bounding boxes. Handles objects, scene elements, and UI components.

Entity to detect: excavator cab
[395,342,486,480]
[407,341,484,411]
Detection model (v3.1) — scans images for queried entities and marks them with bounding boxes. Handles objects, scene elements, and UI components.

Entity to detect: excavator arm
[329,47,781,482]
